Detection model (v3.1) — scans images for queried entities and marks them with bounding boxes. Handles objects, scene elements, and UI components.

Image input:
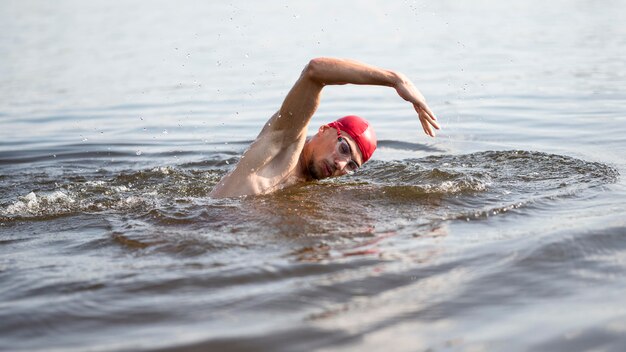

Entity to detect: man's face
[306,126,363,180]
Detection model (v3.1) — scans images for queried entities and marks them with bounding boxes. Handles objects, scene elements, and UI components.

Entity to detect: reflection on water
[2,0,626,351]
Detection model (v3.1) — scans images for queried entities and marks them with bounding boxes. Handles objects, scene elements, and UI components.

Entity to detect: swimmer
[210,57,440,197]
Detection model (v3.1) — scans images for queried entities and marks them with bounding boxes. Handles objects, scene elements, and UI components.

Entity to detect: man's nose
[334,158,348,172]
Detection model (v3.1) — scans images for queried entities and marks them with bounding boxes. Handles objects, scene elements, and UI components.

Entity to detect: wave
[0,151,618,225]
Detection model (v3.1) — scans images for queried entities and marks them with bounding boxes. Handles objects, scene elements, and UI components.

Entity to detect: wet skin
[210,57,439,198]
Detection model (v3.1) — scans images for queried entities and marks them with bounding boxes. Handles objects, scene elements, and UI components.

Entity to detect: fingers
[412,102,440,129]
[420,103,438,122]
[420,117,434,137]
[414,105,440,137]
[416,106,434,137]
[423,110,441,130]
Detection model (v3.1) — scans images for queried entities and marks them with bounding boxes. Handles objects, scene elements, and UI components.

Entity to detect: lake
[1,1,626,351]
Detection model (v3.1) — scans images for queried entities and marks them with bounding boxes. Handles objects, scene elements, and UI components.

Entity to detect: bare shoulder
[209,118,307,198]
[210,59,325,198]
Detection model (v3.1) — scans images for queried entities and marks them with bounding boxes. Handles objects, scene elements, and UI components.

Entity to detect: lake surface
[1,1,626,351]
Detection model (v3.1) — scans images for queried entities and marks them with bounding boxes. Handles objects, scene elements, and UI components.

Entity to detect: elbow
[302,57,325,82]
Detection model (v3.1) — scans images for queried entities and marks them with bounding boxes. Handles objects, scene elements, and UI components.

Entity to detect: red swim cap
[327,115,377,163]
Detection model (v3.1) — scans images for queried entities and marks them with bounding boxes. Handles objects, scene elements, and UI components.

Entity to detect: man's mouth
[323,161,331,177]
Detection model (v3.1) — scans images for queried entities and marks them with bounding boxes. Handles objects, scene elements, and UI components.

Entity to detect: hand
[394,74,441,137]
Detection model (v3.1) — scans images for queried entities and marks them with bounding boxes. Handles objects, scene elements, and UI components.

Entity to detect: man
[210,57,440,198]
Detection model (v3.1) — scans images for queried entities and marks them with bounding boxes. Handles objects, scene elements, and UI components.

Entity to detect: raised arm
[267,57,440,143]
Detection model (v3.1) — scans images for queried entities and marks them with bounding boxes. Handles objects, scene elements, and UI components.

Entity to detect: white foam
[112,185,129,192]
[156,166,172,175]
[1,191,76,216]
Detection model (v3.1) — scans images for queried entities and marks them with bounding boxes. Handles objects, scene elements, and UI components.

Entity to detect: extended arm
[267,57,440,142]
[211,58,439,197]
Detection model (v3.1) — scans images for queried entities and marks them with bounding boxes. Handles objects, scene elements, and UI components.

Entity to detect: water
[2,1,626,351]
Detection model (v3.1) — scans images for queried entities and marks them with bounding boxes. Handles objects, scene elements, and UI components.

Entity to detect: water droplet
[225,160,230,164]
[52,154,56,158]
[162,129,168,134]
[245,53,249,58]
[136,150,142,156]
